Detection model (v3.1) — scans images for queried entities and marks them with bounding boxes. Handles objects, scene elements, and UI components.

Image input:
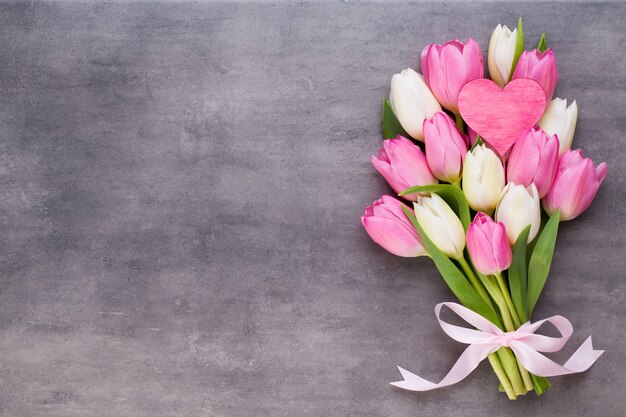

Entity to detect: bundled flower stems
[361,19,607,399]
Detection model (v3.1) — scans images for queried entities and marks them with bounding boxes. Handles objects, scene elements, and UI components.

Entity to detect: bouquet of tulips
[361,19,607,399]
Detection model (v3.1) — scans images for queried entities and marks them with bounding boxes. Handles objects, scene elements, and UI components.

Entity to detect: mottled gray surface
[0,1,624,416]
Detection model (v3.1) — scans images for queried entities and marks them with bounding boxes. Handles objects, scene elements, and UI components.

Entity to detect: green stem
[496,347,526,396]
[531,373,551,395]
[518,362,534,392]
[497,297,516,332]
[494,272,521,328]
[454,113,464,132]
[457,257,493,309]
[494,271,533,391]
[483,278,515,331]
[461,257,529,396]
[469,266,514,332]
[488,353,516,400]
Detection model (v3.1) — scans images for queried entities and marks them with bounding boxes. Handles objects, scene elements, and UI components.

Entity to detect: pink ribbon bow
[392,302,604,391]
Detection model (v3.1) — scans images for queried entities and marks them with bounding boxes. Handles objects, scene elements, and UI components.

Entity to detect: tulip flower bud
[423,112,469,184]
[371,136,438,201]
[421,39,484,113]
[413,193,465,259]
[389,68,442,141]
[488,24,518,87]
[538,98,578,155]
[543,149,608,221]
[512,48,559,100]
[496,183,541,244]
[466,213,512,276]
[462,145,505,213]
[361,195,427,258]
[507,127,559,198]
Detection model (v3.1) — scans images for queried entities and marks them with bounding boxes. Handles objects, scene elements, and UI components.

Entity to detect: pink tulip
[466,212,512,275]
[421,39,484,113]
[512,48,559,99]
[371,136,438,201]
[467,126,479,146]
[361,195,427,257]
[543,149,608,221]
[507,127,559,198]
[423,111,469,184]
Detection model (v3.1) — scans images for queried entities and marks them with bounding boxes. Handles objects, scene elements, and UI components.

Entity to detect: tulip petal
[467,222,498,275]
[384,137,436,188]
[492,222,512,271]
[596,162,608,183]
[362,216,424,257]
[421,40,482,113]
[380,195,416,230]
[371,154,409,197]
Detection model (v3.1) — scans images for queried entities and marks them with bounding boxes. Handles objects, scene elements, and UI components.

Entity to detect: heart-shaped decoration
[458,78,547,157]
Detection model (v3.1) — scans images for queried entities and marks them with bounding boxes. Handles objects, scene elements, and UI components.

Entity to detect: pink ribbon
[392,302,604,391]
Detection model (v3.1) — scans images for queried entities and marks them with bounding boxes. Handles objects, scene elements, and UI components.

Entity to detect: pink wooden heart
[458,78,547,157]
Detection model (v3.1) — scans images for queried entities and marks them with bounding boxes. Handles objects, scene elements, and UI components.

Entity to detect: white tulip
[488,24,518,87]
[389,68,442,141]
[413,193,465,259]
[462,145,505,213]
[496,183,541,244]
[538,98,578,155]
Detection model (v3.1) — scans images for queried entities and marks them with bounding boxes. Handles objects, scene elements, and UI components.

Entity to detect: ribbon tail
[391,366,440,391]
[391,343,496,391]
[562,336,604,372]
[511,336,604,377]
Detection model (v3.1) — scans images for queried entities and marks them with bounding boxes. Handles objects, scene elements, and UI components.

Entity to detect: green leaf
[536,32,547,52]
[399,184,471,230]
[402,207,500,325]
[526,213,548,263]
[508,225,531,323]
[508,17,525,82]
[470,135,484,152]
[382,98,408,139]
[526,210,560,316]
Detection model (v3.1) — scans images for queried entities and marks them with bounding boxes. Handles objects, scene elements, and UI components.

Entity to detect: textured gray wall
[0,1,624,416]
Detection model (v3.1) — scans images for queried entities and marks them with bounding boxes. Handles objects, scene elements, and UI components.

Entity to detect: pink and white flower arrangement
[365,19,607,399]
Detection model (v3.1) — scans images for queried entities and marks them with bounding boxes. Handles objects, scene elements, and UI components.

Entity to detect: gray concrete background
[0,1,624,416]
